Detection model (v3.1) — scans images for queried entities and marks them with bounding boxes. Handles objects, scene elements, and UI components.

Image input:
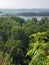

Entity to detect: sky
[0,0,49,9]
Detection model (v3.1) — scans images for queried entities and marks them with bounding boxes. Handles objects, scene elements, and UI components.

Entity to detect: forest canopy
[0,16,49,65]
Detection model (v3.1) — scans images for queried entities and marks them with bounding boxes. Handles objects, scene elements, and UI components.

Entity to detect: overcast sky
[0,0,49,9]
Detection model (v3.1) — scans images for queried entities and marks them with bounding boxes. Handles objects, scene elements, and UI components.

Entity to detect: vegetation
[0,16,49,65]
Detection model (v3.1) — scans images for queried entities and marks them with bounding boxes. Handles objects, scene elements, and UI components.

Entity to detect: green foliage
[0,17,20,42]
[0,50,13,65]
[5,38,23,54]
[11,26,27,44]
[26,32,49,65]
[12,16,26,26]
[0,17,49,65]
[0,40,4,50]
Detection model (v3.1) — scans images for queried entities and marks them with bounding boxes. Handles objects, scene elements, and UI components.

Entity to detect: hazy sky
[0,0,49,9]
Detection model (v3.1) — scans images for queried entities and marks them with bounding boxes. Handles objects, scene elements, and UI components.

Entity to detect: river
[18,16,49,20]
